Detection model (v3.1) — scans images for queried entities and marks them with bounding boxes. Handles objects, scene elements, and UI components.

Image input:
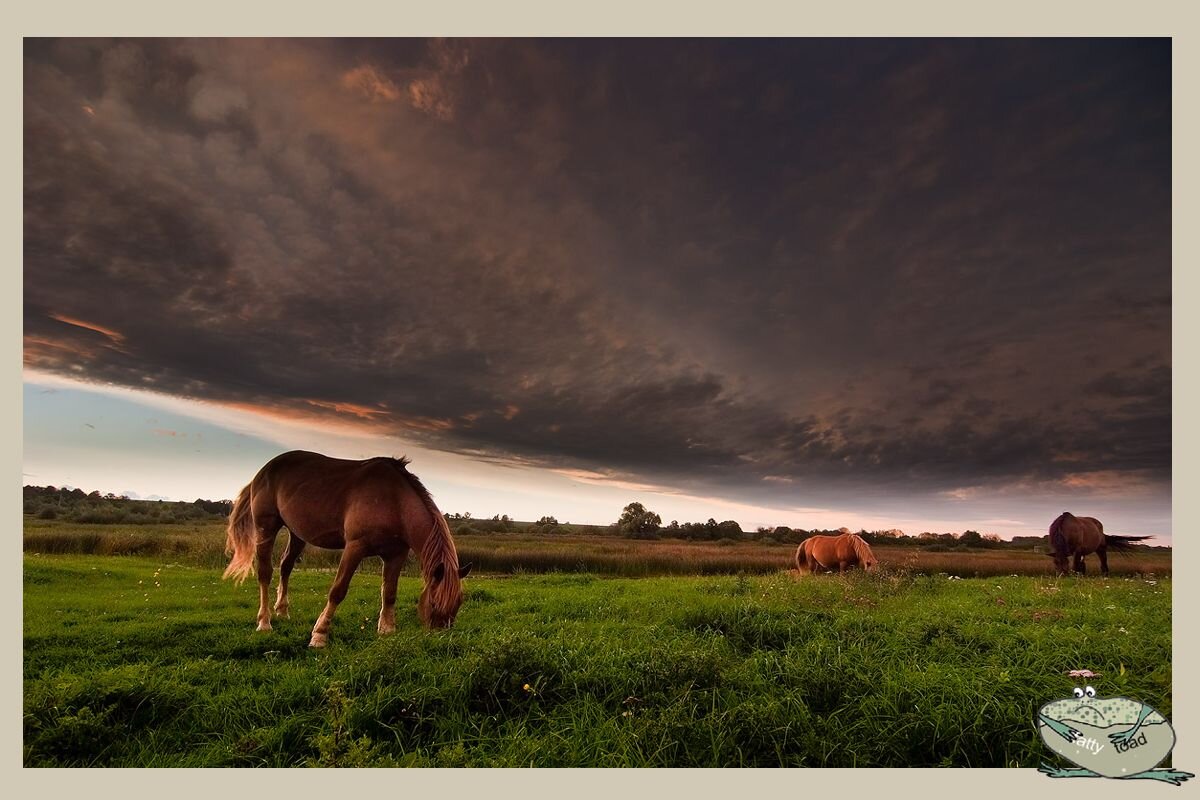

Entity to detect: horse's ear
[459,562,473,579]
[432,563,446,583]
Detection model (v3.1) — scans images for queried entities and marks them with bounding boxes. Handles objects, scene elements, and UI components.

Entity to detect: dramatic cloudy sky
[22,38,1171,538]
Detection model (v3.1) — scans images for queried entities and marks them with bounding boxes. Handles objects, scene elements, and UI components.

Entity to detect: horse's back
[259,451,400,493]
[1061,513,1105,551]
[1080,516,1105,547]
[251,452,427,548]
[806,534,840,564]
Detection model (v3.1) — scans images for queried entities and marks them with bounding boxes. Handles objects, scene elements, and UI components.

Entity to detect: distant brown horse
[794,533,879,574]
[223,451,471,647]
[1047,511,1151,577]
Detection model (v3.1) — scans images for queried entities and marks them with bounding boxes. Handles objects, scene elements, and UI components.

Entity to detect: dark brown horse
[794,533,879,574]
[1047,511,1151,576]
[223,450,471,647]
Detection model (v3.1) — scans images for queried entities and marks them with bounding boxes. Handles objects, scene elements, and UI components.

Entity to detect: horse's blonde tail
[794,540,812,575]
[222,482,255,584]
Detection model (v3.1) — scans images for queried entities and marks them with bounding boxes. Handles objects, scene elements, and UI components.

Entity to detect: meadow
[24,547,1172,767]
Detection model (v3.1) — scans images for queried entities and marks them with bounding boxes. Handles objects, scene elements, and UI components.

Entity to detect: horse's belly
[278,505,346,549]
[294,528,345,550]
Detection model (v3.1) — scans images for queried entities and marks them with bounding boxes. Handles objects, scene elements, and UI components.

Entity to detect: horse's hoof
[309,634,327,648]
[256,621,272,632]
[274,608,290,619]
[378,625,395,636]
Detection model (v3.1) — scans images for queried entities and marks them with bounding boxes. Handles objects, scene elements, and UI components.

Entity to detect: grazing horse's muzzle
[417,562,470,629]
[425,613,456,630]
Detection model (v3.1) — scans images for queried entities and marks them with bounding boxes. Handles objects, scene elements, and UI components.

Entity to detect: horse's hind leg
[310,541,368,648]
[1074,554,1086,576]
[254,516,283,632]
[378,549,409,635]
[1097,547,1109,577]
[274,532,307,619]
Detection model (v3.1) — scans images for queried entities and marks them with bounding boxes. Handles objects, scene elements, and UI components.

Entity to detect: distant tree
[716,520,743,539]
[529,516,562,534]
[480,513,514,533]
[772,526,803,544]
[616,502,662,536]
[959,530,984,547]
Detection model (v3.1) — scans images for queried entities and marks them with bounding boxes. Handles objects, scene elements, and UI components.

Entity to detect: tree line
[612,502,1038,549]
[23,485,231,525]
[22,485,1068,551]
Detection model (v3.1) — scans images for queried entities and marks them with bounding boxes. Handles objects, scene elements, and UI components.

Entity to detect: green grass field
[23,553,1172,767]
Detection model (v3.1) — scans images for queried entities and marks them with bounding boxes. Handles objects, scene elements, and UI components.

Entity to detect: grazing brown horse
[1047,511,1151,577]
[794,533,879,575]
[223,450,471,647]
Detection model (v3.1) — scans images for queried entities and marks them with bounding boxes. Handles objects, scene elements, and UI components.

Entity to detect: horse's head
[1047,512,1071,574]
[418,561,473,629]
[849,534,879,571]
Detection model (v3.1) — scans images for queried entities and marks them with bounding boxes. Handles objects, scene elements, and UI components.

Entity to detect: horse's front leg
[1074,554,1086,576]
[274,533,306,619]
[378,549,409,635]
[309,542,368,648]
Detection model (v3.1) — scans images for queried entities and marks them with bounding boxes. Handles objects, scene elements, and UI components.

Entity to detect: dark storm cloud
[23,38,1170,502]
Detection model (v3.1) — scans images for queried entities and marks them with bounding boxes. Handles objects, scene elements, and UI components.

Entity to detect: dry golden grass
[23,518,1171,577]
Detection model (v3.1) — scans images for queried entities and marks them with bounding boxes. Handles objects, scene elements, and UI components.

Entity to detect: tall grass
[22,518,1172,578]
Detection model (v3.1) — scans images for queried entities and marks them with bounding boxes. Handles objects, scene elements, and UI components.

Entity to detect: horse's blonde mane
[405,467,462,611]
[848,533,875,563]
[370,457,465,615]
[421,517,463,611]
